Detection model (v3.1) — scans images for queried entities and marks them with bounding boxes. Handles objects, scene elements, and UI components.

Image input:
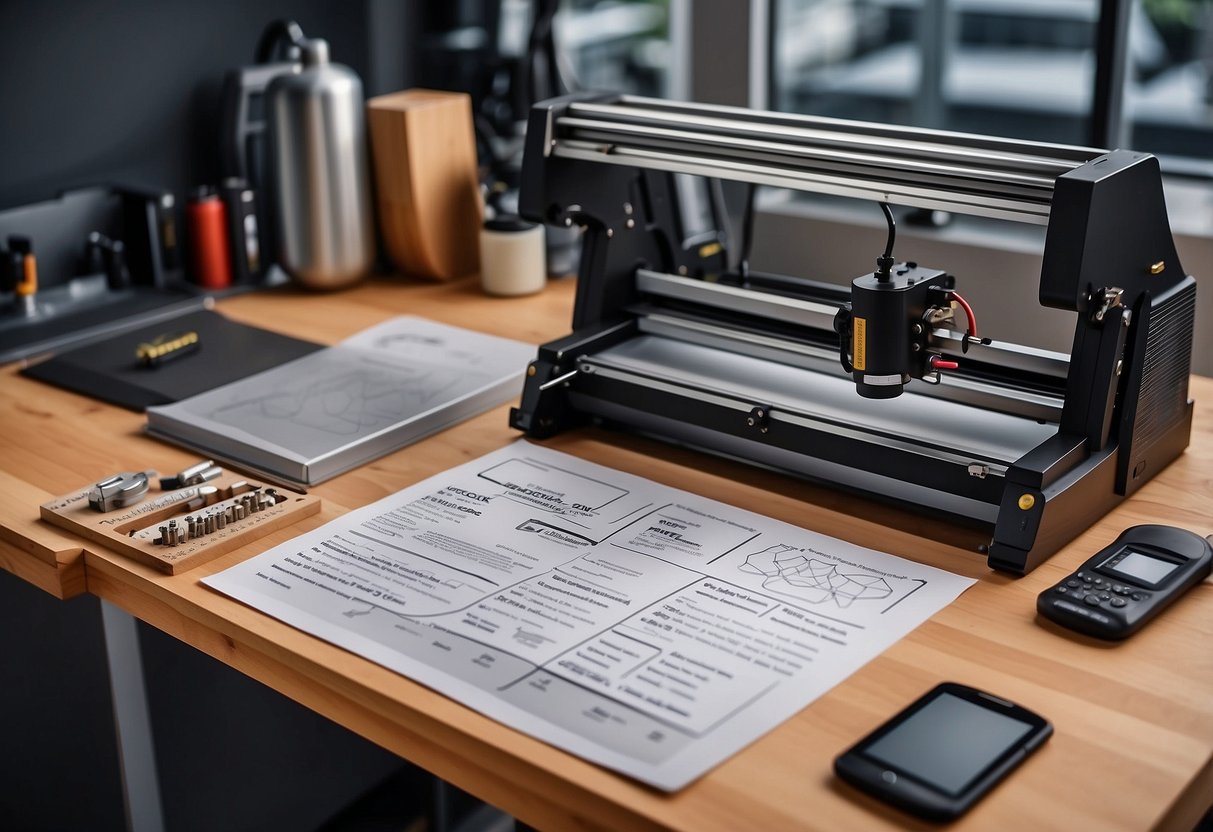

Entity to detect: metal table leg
[100,600,165,832]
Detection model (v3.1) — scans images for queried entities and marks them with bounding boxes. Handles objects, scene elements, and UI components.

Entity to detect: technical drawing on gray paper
[739,544,893,607]
[206,369,463,436]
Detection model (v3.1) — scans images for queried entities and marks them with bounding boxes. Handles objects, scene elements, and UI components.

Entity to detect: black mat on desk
[21,309,324,411]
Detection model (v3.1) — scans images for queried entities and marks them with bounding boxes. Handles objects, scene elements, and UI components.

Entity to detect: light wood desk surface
[1,276,1211,831]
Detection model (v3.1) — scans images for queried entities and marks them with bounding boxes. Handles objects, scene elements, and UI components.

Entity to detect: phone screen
[837,683,1052,820]
[863,692,1034,794]
[1101,546,1182,586]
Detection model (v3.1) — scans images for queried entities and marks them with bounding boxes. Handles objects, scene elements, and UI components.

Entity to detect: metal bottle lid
[300,38,329,68]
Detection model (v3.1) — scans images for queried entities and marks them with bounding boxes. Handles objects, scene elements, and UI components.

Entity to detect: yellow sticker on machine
[853,317,867,370]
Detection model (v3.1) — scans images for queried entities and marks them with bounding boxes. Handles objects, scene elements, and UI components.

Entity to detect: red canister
[186,187,233,289]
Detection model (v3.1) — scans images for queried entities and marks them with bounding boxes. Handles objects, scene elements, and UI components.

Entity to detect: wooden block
[368,89,483,281]
[40,474,320,575]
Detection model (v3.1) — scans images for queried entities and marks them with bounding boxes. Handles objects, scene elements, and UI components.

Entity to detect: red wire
[950,291,978,338]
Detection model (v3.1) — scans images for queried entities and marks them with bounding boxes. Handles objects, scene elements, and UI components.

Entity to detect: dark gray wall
[0,567,413,830]
[0,4,423,827]
[0,571,128,831]
[138,622,412,832]
[0,0,375,210]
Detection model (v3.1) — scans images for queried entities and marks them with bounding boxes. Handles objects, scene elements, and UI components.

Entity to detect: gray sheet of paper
[146,317,535,485]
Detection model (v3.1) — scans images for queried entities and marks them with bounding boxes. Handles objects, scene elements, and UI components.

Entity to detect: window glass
[560,0,672,97]
[770,0,1099,145]
[770,0,1213,168]
[1128,0,1213,167]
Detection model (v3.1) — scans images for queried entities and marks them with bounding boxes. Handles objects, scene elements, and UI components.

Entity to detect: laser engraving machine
[509,95,1196,575]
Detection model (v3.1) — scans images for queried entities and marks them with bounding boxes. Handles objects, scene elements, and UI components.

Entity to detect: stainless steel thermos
[267,38,374,289]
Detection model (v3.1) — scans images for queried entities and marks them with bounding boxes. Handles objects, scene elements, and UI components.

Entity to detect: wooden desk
[2,276,1211,831]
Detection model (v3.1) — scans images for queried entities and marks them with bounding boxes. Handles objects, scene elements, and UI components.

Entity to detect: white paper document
[205,442,975,790]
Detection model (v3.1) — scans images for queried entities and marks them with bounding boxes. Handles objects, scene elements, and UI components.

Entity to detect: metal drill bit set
[154,486,283,546]
[41,462,321,575]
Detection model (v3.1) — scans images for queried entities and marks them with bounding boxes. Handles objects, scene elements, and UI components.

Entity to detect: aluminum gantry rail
[545,96,1107,224]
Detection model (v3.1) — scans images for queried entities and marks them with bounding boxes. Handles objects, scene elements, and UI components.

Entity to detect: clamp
[89,471,152,512]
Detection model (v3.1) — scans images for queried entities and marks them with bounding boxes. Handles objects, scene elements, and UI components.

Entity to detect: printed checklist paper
[204,441,975,790]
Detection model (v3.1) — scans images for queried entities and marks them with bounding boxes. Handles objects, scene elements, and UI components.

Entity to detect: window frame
[679,0,1212,376]
[749,0,1211,177]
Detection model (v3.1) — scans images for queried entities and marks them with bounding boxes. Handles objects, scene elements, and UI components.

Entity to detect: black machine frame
[510,93,1195,575]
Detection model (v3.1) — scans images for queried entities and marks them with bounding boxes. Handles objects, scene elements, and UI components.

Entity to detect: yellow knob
[1017,493,1036,511]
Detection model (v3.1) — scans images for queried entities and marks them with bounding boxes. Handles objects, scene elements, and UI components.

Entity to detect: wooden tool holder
[40,472,320,574]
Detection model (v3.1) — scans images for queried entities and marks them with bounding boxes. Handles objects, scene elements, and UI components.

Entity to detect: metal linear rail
[576,335,1055,468]
[633,312,1064,423]
[635,269,1070,380]
[545,96,1107,223]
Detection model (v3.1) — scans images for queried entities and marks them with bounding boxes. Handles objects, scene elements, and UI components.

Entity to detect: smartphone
[834,682,1052,821]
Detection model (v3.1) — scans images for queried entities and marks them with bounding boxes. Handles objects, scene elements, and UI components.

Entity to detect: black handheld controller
[1037,525,1212,639]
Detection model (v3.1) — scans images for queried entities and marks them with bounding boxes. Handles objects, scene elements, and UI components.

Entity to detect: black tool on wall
[0,185,200,363]
[220,177,262,284]
[218,19,306,273]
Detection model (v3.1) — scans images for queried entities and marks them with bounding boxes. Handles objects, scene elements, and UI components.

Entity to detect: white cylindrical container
[479,217,546,296]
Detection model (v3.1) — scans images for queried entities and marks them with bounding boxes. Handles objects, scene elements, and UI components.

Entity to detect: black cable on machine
[525,0,570,106]
[876,201,896,279]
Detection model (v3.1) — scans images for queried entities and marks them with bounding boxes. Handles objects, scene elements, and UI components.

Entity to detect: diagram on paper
[206,367,466,438]
[739,544,894,608]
